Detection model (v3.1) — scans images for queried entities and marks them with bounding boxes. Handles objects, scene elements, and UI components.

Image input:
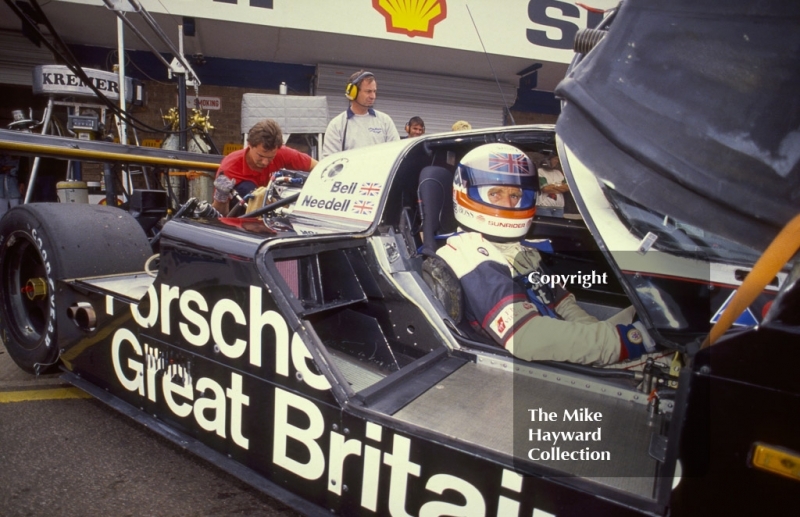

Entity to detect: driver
[212,119,317,216]
[436,143,655,365]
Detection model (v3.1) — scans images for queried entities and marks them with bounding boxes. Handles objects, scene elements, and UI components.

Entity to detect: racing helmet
[453,143,538,238]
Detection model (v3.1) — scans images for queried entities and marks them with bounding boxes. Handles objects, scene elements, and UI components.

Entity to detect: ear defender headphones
[345,71,375,101]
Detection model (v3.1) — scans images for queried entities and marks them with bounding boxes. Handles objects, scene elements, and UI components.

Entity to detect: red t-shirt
[216,146,312,186]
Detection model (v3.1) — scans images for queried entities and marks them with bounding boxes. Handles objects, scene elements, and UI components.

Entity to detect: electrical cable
[4,0,198,135]
[465,3,516,125]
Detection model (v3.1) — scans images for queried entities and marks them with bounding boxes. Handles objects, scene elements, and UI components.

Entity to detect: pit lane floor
[0,339,302,517]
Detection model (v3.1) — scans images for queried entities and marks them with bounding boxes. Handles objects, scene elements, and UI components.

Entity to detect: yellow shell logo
[372,0,447,39]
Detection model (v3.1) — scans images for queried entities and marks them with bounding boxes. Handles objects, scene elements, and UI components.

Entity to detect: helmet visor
[473,185,537,209]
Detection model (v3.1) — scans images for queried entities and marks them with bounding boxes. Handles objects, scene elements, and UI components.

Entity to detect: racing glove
[213,174,236,203]
[617,321,657,361]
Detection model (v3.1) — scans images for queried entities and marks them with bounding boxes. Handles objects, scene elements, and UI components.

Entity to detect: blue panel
[68,45,315,93]
[511,88,561,115]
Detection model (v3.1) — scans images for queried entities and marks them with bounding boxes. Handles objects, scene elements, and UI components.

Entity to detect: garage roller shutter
[316,64,518,136]
[0,30,54,86]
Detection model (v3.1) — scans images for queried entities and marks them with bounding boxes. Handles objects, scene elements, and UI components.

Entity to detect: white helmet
[453,143,538,239]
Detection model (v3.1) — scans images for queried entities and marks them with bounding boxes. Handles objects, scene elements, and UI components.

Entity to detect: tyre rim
[1,233,51,350]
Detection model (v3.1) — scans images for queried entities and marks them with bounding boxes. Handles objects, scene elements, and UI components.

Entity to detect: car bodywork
[1,1,798,515]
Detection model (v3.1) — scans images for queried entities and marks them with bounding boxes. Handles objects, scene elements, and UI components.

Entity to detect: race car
[1,0,798,515]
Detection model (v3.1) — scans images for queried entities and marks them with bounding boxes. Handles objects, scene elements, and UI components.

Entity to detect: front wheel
[0,203,152,373]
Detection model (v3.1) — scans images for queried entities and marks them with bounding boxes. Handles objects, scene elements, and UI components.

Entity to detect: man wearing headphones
[322,70,399,158]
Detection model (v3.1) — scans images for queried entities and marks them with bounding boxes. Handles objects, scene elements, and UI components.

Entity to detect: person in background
[436,143,655,365]
[549,153,582,219]
[0,153,22,219]
[451,120,472,131]
[322,70,399,158]
[403,116,425,138]
[532,152,569,218]
[212,119,317,216]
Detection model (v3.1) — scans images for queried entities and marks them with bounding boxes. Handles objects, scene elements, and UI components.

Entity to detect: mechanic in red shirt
[212,119,318,216]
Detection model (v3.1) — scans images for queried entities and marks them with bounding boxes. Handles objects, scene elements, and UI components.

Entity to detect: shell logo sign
[372,0,447,39]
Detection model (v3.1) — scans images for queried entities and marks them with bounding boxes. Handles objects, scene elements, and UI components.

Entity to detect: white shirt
[537,167,566,208]
[322,107,400,158]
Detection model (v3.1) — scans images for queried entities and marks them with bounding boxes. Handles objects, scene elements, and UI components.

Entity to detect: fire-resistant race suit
[437,232,653,364]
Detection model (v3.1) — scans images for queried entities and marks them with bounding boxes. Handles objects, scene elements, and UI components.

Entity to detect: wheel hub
[22,277,47,301]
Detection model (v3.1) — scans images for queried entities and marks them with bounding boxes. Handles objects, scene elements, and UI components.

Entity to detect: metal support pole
[72,161,82,181]
[176,24,188,203]
[24,96,54,204]
[177,23,187,153]
[103,162,117,206]
[177,80,187,153]
[117,17,127,146]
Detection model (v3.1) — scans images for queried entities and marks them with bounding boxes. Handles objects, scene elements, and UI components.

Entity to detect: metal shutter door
[316,64,517,136]
[0,31,54,86]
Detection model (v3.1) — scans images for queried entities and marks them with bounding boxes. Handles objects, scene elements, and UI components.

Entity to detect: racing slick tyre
[0,203,152,374]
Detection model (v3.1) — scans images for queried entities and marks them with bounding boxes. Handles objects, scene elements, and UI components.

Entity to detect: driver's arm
[437,233,653,365]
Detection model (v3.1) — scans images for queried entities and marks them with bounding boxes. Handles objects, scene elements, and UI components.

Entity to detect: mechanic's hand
[213,174,236,202]
[436,232,509,279]
[617,321,657,360]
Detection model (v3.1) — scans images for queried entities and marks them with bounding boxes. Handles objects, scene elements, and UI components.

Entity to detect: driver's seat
[417,165,463,323]
[417,165,457,257]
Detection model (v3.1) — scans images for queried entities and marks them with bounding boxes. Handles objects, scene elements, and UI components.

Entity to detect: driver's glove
[617,321,657,360]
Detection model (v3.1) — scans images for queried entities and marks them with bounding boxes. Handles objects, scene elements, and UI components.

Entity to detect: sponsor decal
[352,200,374,215]
[455,204,474,218]
[488,220,528,228]
[276,393,557,515]
[489,152,531,175]
[527,0,606,50]
[297,178,385,220]
[32,65,135,102]
[330,181,358,194]
[108,283,564,515]
[359,182,381,196]
[300,194,351,212]
[372,0,447,39]
[490,304,517,338]
[213,0,273,8]
[626,327,643,345]
[710,291,759,327]
[28,229,56,348]
[113,284,330,450]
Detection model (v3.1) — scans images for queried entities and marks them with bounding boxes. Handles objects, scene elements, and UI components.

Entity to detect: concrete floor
[0,338,67,391]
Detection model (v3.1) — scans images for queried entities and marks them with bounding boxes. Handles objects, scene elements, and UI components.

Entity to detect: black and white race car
[1,1,798,515]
